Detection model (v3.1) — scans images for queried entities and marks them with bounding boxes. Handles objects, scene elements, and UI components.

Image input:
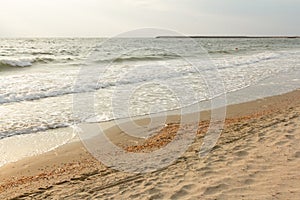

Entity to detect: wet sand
[0,89,300,199]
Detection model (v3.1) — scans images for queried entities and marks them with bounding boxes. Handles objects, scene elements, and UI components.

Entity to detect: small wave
[208,50,231,54]
[234,52,281,66]
[97,53,181,63]
[34,57,55,63]
[0,59,32,68]
[216,52,283,70]
[0,57,55,68]
[31,52,54,55]
[0,123,71,140]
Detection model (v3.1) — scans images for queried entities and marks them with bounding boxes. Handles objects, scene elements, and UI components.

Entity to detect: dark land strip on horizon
[156,36,300,39]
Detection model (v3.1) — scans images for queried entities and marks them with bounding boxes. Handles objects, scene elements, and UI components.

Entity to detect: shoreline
[0,89,300,199]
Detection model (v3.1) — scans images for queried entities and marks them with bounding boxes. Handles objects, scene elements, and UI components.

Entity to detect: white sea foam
[0,58,33,67]
[0,51,294,105]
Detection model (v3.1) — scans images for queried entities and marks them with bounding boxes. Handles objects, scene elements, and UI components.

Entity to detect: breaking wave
[0,57,55,68]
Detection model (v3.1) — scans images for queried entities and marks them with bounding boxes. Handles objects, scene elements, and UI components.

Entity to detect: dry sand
[0,89,300,199]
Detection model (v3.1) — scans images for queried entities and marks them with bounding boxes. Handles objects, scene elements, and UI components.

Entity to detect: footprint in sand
[149,193,165,200]
[275,140,289,146]
[243,178,255,185]
[170,188,189,199]
[203,183,229,195]
[234,150,249,157]
[284,134,295,139]
[294,151,300,158]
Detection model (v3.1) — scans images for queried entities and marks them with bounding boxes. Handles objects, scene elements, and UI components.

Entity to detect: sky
[0,0,299,37]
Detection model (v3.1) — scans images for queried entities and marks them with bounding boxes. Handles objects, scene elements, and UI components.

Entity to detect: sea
[0,38,300,166]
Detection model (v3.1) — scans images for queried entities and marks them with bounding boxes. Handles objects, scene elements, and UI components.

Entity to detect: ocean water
[0,38,300,166]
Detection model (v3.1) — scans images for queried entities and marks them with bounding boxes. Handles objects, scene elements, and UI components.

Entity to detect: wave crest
[0,57,55,68]
[96,53,181,63]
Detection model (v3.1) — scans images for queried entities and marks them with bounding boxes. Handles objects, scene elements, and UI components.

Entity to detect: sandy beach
[1,0,300,199]
[0,89,300,199]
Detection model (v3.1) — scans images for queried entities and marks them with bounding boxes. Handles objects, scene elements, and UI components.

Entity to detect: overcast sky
[0,0,299,37]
